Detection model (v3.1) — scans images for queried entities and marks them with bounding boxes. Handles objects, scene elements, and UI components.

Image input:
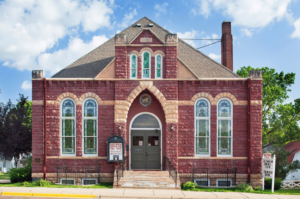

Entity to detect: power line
[181,38,221,40]
[196,40,221,49]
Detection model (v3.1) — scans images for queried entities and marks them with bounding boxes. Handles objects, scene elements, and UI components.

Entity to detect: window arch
[130,54,137,79]
[195,98,210,156]
[60,98,76,156]
[155,54,163,79]
[82,99,98,156]
[217,98,233,156]
[142,51,151,79]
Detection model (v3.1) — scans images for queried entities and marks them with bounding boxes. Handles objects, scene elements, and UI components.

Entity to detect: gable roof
[283,141,300,163]
[52,17,240,78]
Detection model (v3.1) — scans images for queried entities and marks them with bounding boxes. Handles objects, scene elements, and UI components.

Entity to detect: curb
[1,192,97,198]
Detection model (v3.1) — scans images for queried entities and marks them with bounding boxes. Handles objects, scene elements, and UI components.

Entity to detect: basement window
[194,178,210,187]
[216,178,232,187]
[60,178,75,185]
[82,178,98,185]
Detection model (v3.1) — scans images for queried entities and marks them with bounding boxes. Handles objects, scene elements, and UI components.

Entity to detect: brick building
[31,17,262,188]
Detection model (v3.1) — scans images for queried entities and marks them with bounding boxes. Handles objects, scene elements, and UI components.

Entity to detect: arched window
[61,99,76,156]
[155,54,162,79]
[142,51,151,79]
[82,99,98,156]
[130,54,137,79]
[217,99,233,156]
[195,99,210,156]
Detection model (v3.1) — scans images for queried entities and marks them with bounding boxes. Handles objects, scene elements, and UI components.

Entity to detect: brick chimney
[221,21,233,71]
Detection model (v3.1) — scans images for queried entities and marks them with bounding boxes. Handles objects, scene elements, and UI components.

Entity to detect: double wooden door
[131,130,161,170]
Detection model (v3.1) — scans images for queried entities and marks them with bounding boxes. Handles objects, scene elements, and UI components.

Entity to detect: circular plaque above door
[139,94,152,106]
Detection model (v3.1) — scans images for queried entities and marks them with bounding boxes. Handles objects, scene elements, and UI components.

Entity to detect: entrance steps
[113,171,181,189]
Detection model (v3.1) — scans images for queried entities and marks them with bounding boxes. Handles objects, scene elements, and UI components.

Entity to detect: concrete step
[113,171,181,190]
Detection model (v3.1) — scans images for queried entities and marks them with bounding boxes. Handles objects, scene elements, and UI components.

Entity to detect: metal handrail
[164,156,177,188]
[116,156,128,186]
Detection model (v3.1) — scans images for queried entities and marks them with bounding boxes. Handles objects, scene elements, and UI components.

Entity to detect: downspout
[247,79,251,183]
[43,79,47,180]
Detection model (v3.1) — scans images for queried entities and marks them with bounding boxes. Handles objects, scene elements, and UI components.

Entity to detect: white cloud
[241,28,252,37]
[38,35,108,75]
[118,8,137,28]
[193,0,292,28]
[155,2,169,17]
[177,30,198,47]
[291,18,300,38]
[208,53,221,60]
[21,80,32,91]
[0,0,114,74]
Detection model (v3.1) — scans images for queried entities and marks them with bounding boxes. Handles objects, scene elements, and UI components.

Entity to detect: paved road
[0,187,299,199]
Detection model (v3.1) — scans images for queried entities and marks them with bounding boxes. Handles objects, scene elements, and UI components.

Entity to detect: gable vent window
[142,51,151,79]
[155,54,162,79]
[130,54,137,79]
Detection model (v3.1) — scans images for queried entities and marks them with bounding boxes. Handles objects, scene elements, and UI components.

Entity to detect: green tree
[237,66,300,148]
[0,94,32,167]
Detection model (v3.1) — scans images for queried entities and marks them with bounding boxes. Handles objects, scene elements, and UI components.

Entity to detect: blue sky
[0,0,300,104]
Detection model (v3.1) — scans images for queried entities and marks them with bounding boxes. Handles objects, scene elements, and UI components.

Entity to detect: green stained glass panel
[132,55,136,69]
[84,137,97,154]
[143,69,149,78]
[196,137,209,154]
[218,138,231,155]
[157,69,161,78]
[143,52,149,69]
[62,137,75,154]
[218,120,231,136]
[84,119,96,136]
[62,119,74,136]
[132,69,136,77]
[196,120,209,136]
[157,55,161,69]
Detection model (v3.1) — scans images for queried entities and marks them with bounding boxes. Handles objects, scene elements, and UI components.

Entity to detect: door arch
[129,112,162,170]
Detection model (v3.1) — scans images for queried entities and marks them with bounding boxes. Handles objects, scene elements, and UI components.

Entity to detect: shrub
[37,179,50,187]
[9,157,32,183]
[254,186,262,191]
[23,181,29,186]
[236,183,253,192]
[264,178,282,190]
[182,181,197,190]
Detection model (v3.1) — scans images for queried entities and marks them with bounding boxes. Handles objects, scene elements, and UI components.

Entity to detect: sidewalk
[0,187,299,199]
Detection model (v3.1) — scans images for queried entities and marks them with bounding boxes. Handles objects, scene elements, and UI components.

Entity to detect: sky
[0,0,300,105]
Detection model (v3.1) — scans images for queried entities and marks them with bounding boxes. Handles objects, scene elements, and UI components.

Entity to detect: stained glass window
[143,52,150,78]
[83,99,97,155]
[217,99,232,156]
[131,55,137,78]
[195,99,210,156]
[156,55,162,78]
[61,99,75,155]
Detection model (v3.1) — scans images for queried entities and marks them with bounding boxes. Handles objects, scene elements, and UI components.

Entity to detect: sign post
[262,153,276,193]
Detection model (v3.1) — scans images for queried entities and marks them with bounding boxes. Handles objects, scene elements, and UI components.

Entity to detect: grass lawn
[0,181,113,188]
[0,172,10,180]
[187,187,300,195]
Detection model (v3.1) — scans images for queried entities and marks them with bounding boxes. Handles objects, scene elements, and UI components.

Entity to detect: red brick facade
[32,25,262,187]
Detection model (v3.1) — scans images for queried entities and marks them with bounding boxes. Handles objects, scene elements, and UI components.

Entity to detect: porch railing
[56,165,101,185]
[164,156,177,188]
[116,156,128,185]
[192,167,237,187]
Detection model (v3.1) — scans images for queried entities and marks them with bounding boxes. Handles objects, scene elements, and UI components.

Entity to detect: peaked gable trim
[128,29,164,44]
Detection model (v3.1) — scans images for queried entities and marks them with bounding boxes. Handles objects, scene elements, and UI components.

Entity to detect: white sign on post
[262,153,276,193]
[109,143,123,161]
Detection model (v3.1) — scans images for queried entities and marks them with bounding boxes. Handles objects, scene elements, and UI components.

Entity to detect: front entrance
[130,113,161,170]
